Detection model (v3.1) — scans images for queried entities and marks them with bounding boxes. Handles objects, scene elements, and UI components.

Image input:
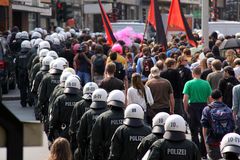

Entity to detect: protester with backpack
[91,44,107,85]
[109,51,126,81]
[201,89,235,160]
[136,46,156,83]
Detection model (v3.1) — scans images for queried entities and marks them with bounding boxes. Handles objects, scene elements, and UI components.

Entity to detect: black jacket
[137,133,163,160]
[148,139,201,160]
[77,107,108,160]
[90,107,124,160]
[109,123,151,160]
[49,93,82,141]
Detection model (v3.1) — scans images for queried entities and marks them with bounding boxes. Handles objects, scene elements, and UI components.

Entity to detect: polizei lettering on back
[65,102,76,107]
[51,79,60,84]
[167,148,187,156]
[110,119,123,125]
[129,136,145,142]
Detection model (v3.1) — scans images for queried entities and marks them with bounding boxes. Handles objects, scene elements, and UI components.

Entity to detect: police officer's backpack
[208,104,234,139]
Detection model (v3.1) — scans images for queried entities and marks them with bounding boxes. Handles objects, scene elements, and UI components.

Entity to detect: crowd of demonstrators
[5,25,240,160]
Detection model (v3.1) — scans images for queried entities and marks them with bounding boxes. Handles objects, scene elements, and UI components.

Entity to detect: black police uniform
[147,139,201,160]
[48,84,65,115]
[15,48,31,107]
[77,102,108,160]
[109,120,151,160]
[137,133,163,160]
[48,93,82,142]
[90,107,125,160]
[30,62,41,86]
[69,98,92,155]
[38,72,61,133]
[32,69,49,120]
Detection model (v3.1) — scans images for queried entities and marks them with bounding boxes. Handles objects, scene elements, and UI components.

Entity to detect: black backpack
[114,62,125,81]
[142,57,154,77]
[93,54,105,74]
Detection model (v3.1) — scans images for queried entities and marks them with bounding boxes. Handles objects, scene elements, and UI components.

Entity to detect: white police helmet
[58,57,69,67]
[236,32,240,39]
[64,76,81,94]
[152,112,170,134]
[63,67,76,75]
[66,32,71,39]
[34,28,43,35]
[163,114,186,141]
[21,31,29,40]
[49,58,66,74]
[47,50,58,59]
[15,32,22,39]
[51,33,59,39]
[220,133,240,156]
[21,40,31,49]
[41,56,54,71]
[82,82,98,100]
[34,38,43,47]
[39,49,49,61]
[45,35,54,44]
[31,32,42,39]
[53,38,60,45]
[43,29,48,36]
[123,104,144,126]
[58,33,65,42]
[124,104,144,119]
[39,41,50,50]
[60,71,73,84]
[90,88,108,109]
[107,90,125,108]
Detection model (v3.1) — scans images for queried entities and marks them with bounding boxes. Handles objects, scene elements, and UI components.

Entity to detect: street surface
[0,89,49,160]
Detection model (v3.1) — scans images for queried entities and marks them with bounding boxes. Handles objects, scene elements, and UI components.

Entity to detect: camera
[78,44,86,53]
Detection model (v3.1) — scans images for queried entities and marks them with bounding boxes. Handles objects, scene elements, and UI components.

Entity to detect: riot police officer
[77,88,108,160]
[69,82,98,155]
[48,70,74,115]
[147,114,201,160]
[29,48,49,86]
[38,58,66,134]
[109,103,151,160]
[15,40,31,107]
[137,112,170,159]
[220,133,240,160]
[90,90,125,160]
[32,56,54,120]
[48,75,82,146]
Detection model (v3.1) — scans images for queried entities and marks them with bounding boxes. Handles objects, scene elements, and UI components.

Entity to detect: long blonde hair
[48,138,72,160]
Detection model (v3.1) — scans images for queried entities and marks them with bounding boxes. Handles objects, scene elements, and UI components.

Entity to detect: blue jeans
[76,71,91,86]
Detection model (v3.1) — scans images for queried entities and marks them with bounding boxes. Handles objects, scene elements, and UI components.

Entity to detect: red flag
[98,0,116,46]
[147,0,167,50]
[167,0,197,47]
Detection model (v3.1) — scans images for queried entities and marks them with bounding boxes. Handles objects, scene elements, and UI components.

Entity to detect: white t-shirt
[127,86,154,112]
